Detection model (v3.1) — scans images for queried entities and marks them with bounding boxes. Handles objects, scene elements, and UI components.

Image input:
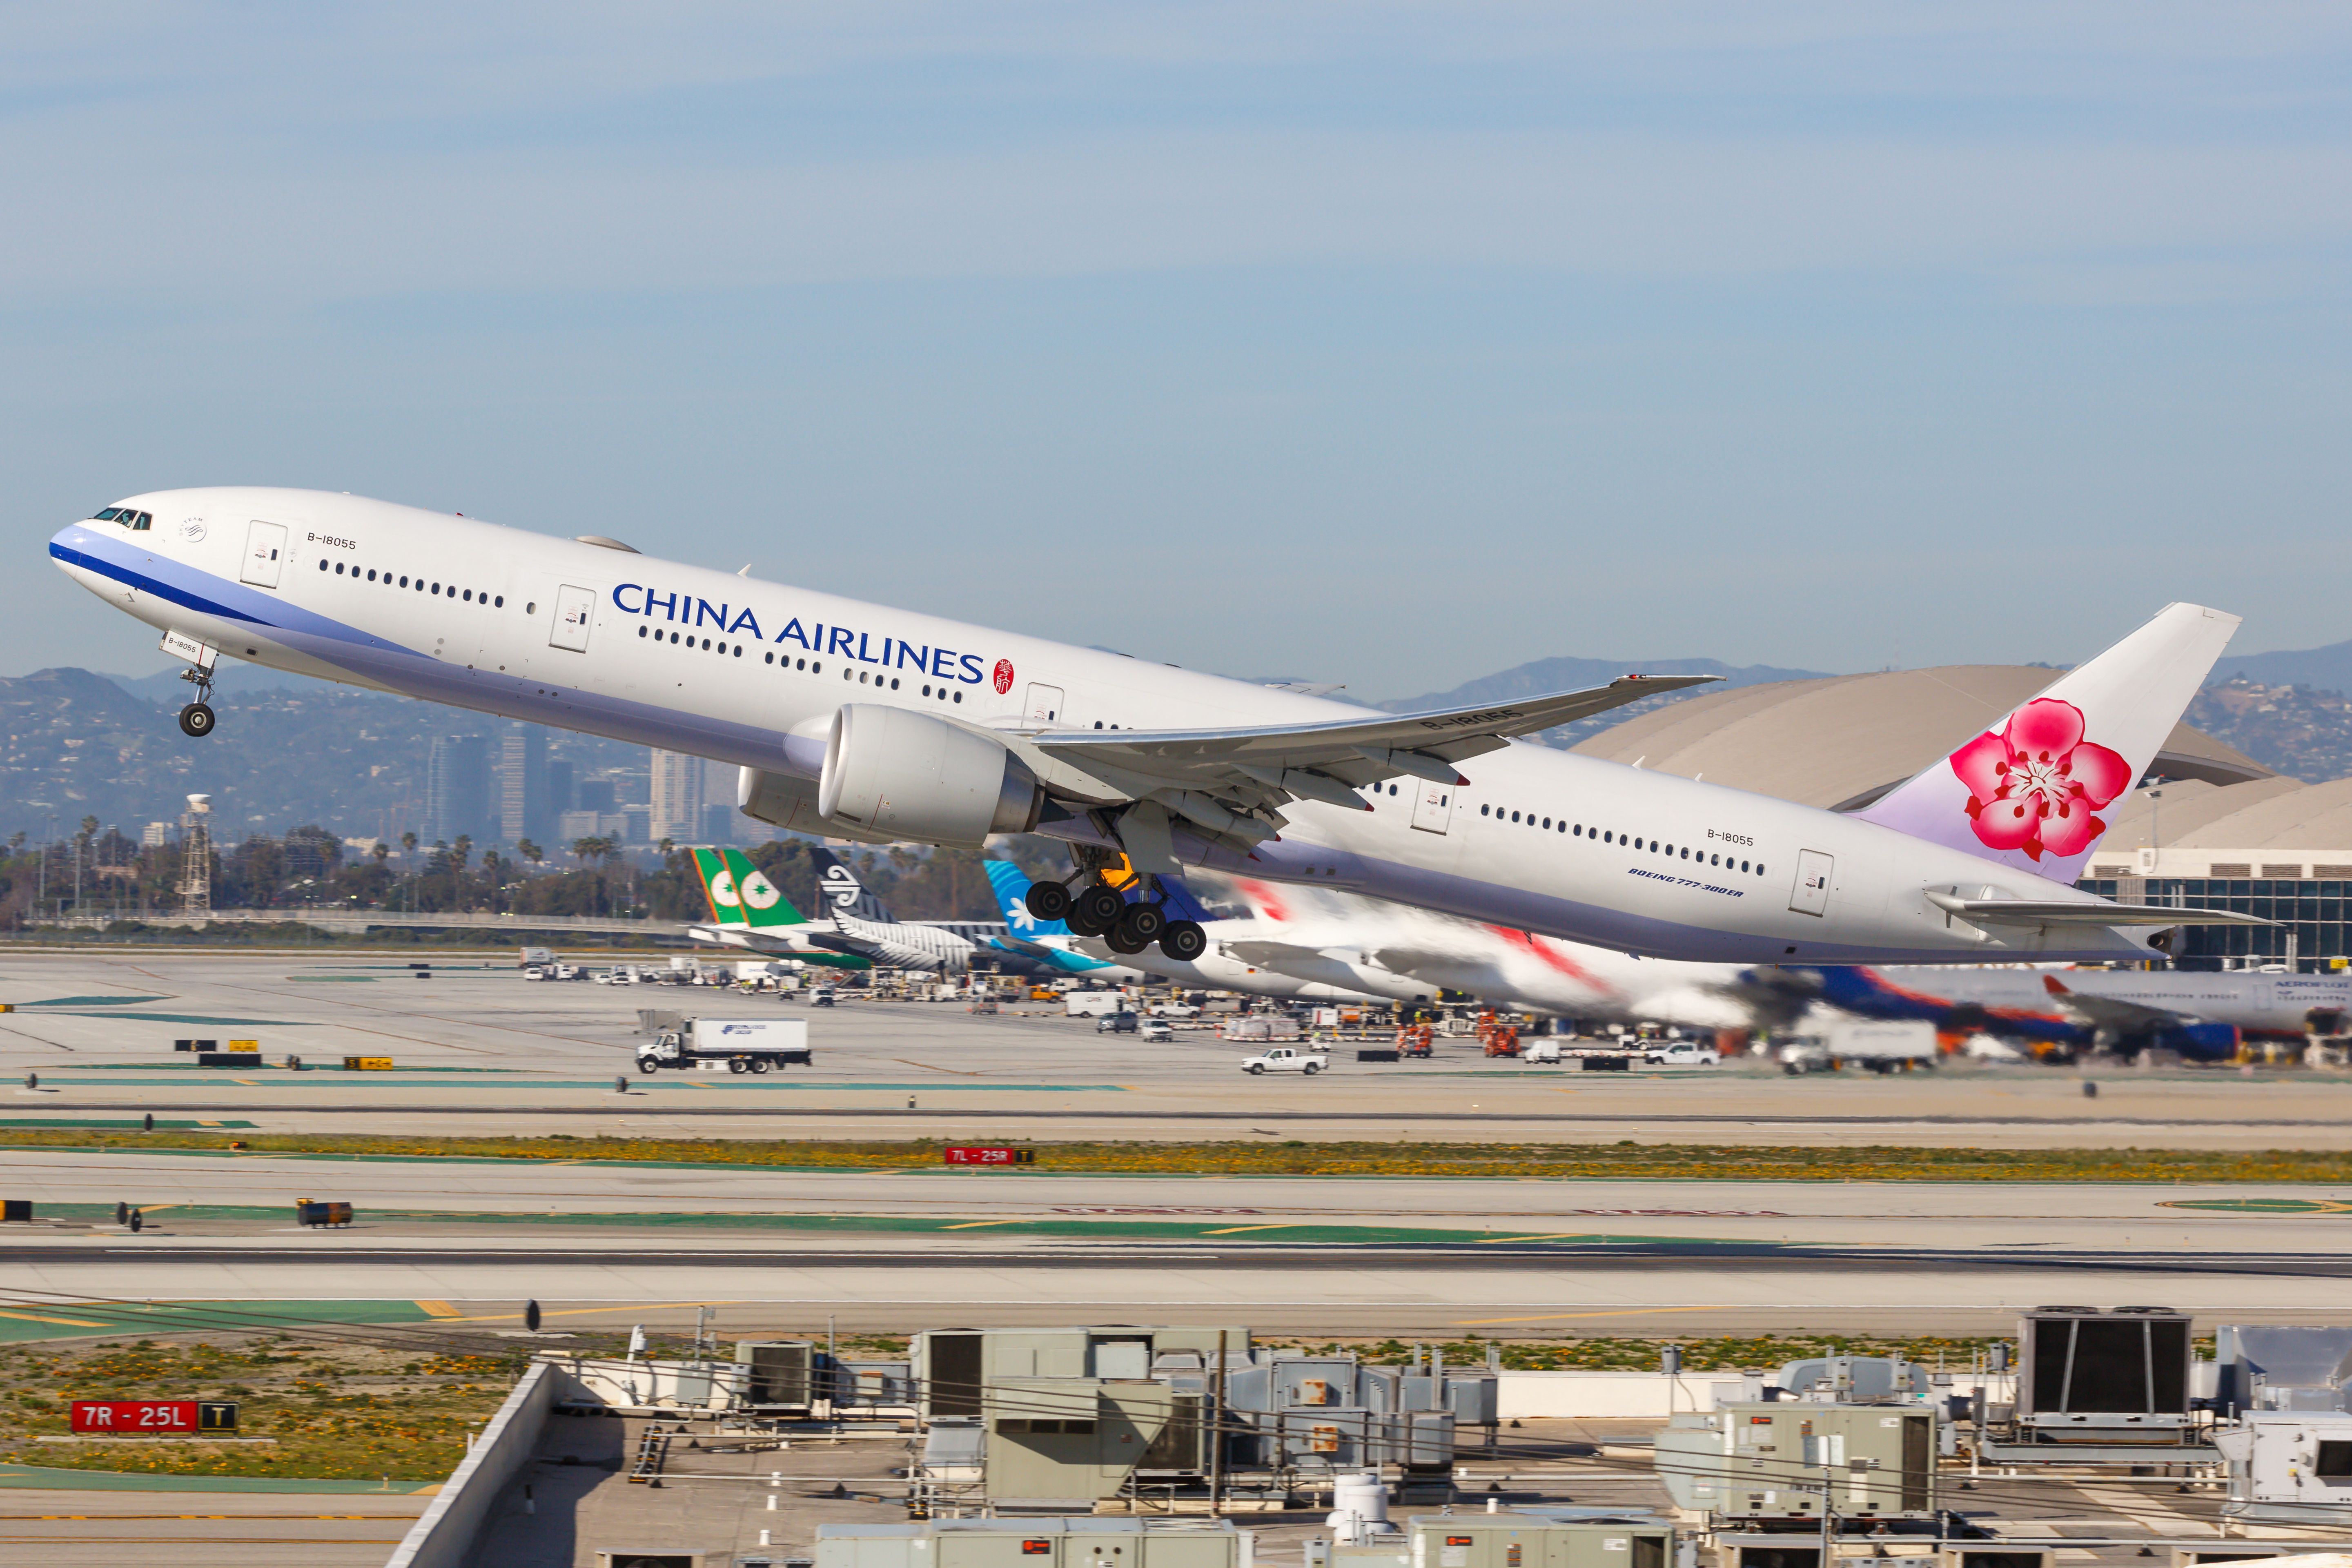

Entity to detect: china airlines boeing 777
[51,488,2265,966]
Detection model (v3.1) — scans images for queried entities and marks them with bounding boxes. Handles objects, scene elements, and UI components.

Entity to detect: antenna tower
[177,794,212,917]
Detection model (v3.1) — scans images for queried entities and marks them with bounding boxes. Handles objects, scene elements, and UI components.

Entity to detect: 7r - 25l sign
[71,1400,238,1434]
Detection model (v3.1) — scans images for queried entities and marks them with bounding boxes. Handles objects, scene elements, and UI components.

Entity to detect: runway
[7,951,2351,1337]
[5,951,2351,1147]
[4,1144,2350,1334]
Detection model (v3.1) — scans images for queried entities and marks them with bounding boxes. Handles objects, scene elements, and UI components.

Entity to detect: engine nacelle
[817,704,1044,846]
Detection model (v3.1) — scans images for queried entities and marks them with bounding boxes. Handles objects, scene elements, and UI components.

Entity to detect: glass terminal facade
[2079,878,2352,971]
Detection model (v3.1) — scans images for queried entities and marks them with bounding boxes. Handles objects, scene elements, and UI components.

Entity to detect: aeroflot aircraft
[52,488,2268,966]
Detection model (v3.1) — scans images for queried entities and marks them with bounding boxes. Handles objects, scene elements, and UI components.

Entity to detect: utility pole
[1212,1328,1227,1515]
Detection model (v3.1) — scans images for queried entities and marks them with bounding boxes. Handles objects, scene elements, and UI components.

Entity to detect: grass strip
[4,1128,2350,1181]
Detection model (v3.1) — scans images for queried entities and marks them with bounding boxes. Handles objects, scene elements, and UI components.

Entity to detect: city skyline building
[424,735,493,846]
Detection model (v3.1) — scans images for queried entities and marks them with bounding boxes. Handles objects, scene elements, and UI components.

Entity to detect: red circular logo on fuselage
[993,659,1015,695]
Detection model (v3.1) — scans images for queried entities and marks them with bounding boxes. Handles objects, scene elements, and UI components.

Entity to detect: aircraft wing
[1924,893,2274,929]
[1028,676,1717,825]
[2041,975,2187,1032]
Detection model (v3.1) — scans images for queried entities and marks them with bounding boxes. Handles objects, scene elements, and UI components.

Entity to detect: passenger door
[240,521,287,588]
[548,584,595,652]
[1789,849,1834,916]
[1023,683,1065,724]
[1410,781,1456,835]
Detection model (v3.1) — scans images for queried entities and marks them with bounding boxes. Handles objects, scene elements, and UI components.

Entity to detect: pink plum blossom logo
[1950,698,2131,862]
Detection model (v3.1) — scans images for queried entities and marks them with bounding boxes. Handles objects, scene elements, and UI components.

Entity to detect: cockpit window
[136,512,151,529]
[95,507,123,521]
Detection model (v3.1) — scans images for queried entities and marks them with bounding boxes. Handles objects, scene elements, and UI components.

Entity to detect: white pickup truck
[1241,1046,1330,1076]
[1642,1040,1722,1067]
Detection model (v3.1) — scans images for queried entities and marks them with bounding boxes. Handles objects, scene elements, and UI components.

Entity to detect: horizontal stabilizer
[1923,891,2272,928]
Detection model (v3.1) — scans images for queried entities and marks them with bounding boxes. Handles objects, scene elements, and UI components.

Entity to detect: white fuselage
[53,488,2158,965]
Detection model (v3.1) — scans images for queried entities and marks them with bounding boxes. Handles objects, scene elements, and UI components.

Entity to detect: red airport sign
[943,1146,1036,1165]
[70,1400,238,1434]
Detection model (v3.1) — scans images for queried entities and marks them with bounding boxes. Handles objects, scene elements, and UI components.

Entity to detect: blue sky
[5,4,2348,696]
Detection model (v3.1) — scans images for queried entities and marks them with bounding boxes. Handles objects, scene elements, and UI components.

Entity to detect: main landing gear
[1023,875,1208,963]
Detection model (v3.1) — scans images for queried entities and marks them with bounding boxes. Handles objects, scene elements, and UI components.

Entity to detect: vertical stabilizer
[809,846,895,924]
[1855,602,2240,884]
[698,848,807,929]
[984,859,1069,938]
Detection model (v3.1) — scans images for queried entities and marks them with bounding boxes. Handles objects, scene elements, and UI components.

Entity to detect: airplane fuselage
[54,488,2163,966]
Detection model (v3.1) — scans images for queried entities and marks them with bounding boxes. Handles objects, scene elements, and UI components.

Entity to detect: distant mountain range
[2204,638,2352,696]
[1379,656,1836,748]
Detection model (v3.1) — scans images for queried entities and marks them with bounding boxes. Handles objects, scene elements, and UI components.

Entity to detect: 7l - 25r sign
[71,1400,239,1434]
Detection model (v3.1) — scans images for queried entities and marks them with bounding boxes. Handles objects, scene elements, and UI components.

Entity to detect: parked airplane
[799,846,1000,973]
[982,859,1383,1002]
[1804,964,2352,1061]
[1141,871,1772,1031]
[682,847,870,970]
[53,489,2267,967]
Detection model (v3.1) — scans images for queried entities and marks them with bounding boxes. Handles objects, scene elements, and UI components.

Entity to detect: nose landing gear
[175,658,218,739]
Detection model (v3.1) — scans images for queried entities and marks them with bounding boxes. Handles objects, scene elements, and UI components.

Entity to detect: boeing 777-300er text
[52,488,2268,966]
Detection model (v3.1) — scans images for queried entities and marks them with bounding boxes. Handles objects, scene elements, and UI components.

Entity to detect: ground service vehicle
[1780,1019,1936,1074]
[1644,1040,1721,1067]
[1138,1017,1174,1042]
[1065,991,1125,1018]
[1096,1011,1139,1034]
[635,1016,812,1074]
[1241,1046,1330,1075]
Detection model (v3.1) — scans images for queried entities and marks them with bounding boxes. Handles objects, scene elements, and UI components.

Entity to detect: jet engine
[817,703,1044,846]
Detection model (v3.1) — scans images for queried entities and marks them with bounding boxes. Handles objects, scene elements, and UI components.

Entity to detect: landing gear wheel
[1023,881,1072,922]
[178,702,216,738]
[1116,900,1167,946]
[1069,883,1125,937]
[1158,920,1208,963]
[1103,921,1153,956]
[728,1056,749,1074]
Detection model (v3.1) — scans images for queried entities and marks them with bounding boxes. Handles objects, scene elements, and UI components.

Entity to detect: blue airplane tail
[985,860,1069,937]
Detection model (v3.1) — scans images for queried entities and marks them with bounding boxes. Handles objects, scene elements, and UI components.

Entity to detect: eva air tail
[693,848,808,930]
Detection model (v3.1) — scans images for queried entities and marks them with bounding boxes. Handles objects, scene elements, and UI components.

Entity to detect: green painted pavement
[35,1013,312,1026]
[9,996,170,1008]
[0,1298,442,1344]
[2164,1197,2352,1214]
[0,1461,439,1492]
